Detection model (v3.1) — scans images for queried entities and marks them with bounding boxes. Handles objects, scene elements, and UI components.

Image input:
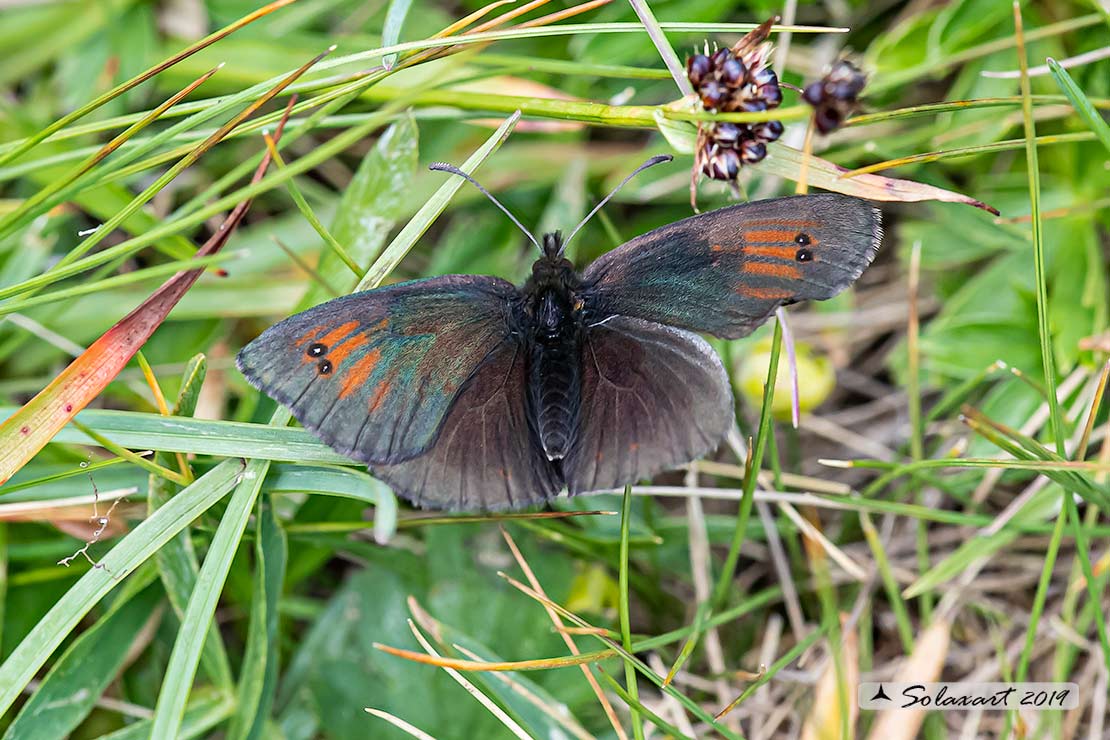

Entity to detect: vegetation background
[0,0,1108,738]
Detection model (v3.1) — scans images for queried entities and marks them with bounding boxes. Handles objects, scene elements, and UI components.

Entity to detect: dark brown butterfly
[238,158,882,510]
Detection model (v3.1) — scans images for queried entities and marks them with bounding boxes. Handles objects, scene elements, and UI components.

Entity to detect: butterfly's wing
[581,194,882,339]
[371,341,563,510]
[237,275,520,465]
[562,316,733,495]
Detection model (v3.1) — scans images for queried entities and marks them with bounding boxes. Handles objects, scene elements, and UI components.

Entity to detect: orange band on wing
[743,229,798,243]
[340,347,381,399]
[745,245,796,259]
[294,325,325,347]
[329,333,369,367]
[319,320,359,348]
[744,261,801,279]
[744,286,795,300]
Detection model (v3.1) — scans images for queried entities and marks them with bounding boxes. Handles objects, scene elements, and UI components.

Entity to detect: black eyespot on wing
[794,233,811,245]
[307,343,327,357]
[318,359,333,375]
[795,248,813,262]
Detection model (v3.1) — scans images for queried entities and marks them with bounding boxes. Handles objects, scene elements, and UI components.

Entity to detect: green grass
[1,1,1110,738]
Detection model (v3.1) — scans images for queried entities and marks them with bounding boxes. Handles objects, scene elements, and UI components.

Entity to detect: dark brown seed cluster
[694,120,784,181]
[686,17,783,191]
[802,59,866,134]
[686,48,782,114]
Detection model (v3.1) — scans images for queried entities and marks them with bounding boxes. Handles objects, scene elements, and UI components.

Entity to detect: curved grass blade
[0,409,349,464]
[260,134,361,278]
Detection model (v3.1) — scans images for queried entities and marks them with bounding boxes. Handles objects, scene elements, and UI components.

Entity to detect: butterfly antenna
[429,162,541,251]
[563,154,673,250]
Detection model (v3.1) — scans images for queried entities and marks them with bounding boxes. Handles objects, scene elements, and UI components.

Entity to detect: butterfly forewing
[563,316,733,494]
[582,194,882,339]
[371,340,562,510]
[236,275,519,465]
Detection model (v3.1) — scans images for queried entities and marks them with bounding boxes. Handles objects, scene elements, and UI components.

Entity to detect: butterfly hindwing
[371,340,562,510]
[236,275,518,465]
[581,194,882,339]
[562,316,733,494]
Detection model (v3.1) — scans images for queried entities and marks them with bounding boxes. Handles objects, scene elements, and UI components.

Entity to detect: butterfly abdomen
[530,337,581,461]
[524,287,583,462]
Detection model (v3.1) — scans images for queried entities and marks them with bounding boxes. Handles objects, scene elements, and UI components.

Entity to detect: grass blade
[626,0,693,96]
[1,581,161,739]
[618,485,644,740]
[382,0,415,70]
[149,451,277,737]
[149,356,234,691]
[1047,57,1110,153]
[713,319,782,609]
[226,491,287,739]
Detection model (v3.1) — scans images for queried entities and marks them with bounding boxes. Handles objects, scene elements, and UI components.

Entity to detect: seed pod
[698,80,727,111]
[713,122,743,145]
[720,56,746,86]
[802,59,866,134]
[686,53,712,88]
[739,138,767,165]
[751,120,783,143]
[703,145,741,180]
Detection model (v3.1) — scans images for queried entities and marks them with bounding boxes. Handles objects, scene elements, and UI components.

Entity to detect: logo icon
[870,684,891,702]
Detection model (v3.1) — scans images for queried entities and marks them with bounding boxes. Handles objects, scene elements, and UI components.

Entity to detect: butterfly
[238,157,882,511]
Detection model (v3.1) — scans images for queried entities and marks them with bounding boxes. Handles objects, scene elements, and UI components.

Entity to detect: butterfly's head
[541,231,565,258]
[531,231,576,281]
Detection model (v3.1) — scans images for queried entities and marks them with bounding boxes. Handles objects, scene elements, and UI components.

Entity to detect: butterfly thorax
[522,233,585,462]
[522,233,585,339]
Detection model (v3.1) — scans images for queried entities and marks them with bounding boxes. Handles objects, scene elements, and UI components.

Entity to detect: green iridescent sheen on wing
[237,275,519,465]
